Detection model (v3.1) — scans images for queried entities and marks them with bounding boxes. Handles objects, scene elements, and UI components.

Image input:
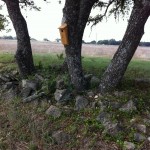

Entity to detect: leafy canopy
[0,5,7,31]
[89,0,133,26]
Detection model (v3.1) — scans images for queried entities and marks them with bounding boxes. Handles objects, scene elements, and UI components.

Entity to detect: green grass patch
[0,53,15,63]
[125,60,150,78]
[33,54,64,67]
[1,53,150,78]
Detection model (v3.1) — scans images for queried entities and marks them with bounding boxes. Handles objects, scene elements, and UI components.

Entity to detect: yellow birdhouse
[58,23,69,45]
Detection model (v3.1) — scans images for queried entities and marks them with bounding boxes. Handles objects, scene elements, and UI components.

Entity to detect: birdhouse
[58,23,69,45]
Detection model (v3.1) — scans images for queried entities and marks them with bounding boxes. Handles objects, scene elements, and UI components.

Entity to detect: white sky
[1,0,150,42]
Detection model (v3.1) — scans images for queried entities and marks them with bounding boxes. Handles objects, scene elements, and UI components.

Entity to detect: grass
[0,53,150,78]
[0,53,150,149]
[33,54,64,67]
[126,60,150,78]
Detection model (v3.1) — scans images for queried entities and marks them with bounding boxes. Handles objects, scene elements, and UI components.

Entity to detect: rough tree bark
[63,0,97,91]
[99,0,150,94]
[4,0,35,77]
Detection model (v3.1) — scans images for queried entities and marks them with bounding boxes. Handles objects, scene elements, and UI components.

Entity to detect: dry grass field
[0,39,150,59]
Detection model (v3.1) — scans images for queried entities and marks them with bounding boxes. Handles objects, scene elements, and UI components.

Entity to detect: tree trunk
[99,0,150,94]
[5,0,35,77]
[61,57,68,72]
[63,0,97,91]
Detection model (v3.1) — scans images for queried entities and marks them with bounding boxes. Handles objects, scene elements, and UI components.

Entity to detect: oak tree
[1,0,35,77]
[62,0,97,91]
[99,0,150,93]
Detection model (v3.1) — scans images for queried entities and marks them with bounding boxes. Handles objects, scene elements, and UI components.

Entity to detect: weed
[29,143,38,150]
[43,131,54,144]
[47,78,56,94]
[38,61,43,69]
[56,53,64,60]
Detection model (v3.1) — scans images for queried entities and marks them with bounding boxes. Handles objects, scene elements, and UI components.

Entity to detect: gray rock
[143,118,150,125]
[35,74,44,82]
[84,74,93,81]
[75,96,89,111]
[97,112,112,124]
[21,87,32,98]
[21,79,28,87]
[4,74,11,79]
[5,74,16,81]
[3,82,13,90]
[87,91,95,98]
[130,118,137,124]
[91,101,99,109]
[56,79,66,90]
[98,101,108,111]
[98,100,121,111]
[90,76,100,87]
[97,112,121,136]
[109,101,121,109]
[2,87,18,101]
[124,141,135,150]
[52,130,70,144]
[54,89,71,104]
[104,122,121,136]
[136,124,146,134]
[22,79,40,91]
[94,95,99,99]
[134,133,146,142]
[12,70,19,76]
[46,105,62,118]
[62,106,73,115]
[119,100,137,112]
[23,92,45,103]
[0,74,10,82]
[98,93,103,98]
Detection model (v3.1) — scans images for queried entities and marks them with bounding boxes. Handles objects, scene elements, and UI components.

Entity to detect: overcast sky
[1,0,150,42]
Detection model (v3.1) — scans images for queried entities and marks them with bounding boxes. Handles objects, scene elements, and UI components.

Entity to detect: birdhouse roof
[58,23,67,29]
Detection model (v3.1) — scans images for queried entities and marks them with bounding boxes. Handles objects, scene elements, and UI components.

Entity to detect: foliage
[0,14,7,31]
[43,38,49,42]
[19,0,41,10]
[89,40,96,44]
[89,0,133,26]
[87,39,150,47]
[139,42,150,47]
[0,35,14,39]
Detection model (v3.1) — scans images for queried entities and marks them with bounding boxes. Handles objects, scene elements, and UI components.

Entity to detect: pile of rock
[1,72,150,149]
[0,72,20,101]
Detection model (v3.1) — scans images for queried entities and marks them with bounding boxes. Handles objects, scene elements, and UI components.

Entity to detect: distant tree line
[1,36,150,47]
[85,39,150,47]
[139,42,150,47]
[0,36,37,41]
[0,35,16,40]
